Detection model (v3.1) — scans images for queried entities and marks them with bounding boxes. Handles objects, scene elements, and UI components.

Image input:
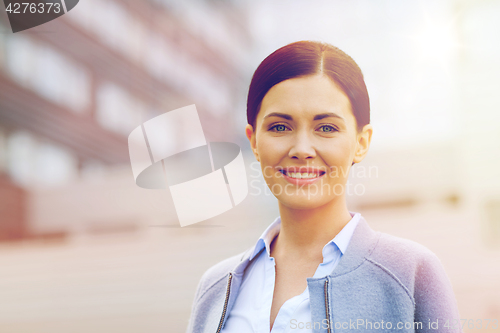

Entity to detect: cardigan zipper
[324,279,332,333]
[216,272,233,333]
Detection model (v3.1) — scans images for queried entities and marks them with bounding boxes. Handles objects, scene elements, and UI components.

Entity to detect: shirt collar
[249,211,362,262]
[249,216,281,261]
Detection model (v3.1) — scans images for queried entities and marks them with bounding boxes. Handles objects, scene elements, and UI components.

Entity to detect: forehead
[258,74,354,124]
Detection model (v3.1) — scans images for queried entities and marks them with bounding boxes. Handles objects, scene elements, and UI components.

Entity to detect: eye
[318,125,338,133]
[269,124,290,132]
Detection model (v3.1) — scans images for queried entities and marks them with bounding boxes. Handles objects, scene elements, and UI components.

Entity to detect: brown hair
[246,40,370,132]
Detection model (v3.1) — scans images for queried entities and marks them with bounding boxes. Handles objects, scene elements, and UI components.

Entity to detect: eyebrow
[263,112,345,122]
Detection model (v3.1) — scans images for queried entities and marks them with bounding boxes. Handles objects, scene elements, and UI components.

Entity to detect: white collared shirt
[221,211,361,333]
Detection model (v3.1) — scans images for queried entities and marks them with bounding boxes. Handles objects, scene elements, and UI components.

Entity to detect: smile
[280,170,324,179]
[279,168,326,185]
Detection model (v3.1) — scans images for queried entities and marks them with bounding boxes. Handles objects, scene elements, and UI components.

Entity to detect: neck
[271,197,353,261]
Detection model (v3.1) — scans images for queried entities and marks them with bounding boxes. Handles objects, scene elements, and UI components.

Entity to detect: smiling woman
[247,74,371,213]
[186,41,462,333]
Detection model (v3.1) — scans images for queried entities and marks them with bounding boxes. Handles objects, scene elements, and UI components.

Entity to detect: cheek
[257,136,286,162]
[317,139,354,166]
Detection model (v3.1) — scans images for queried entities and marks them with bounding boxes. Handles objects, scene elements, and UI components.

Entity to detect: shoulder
[187,248,252,333]
[362,230,461,328]
[371,231,439,266]
[366,231,450,294]
[194,247,251,302]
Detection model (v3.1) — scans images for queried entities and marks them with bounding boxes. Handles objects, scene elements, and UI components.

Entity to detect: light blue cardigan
[186,216,462,333]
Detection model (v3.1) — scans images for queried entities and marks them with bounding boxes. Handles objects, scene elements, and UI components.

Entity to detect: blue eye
[319,125,337,132]
[269,124,289,132]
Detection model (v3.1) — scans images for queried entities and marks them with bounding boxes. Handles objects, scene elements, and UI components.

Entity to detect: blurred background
[1,0,499,332]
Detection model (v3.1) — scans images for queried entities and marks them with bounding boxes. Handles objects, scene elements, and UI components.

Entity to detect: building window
[67,0,147,64]
[5,34,36,89]
[5,35,91,114]
[96,82,144,136]
[6,131,78,189]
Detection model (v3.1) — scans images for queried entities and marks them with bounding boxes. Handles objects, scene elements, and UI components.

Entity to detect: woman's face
[245,74,372,210]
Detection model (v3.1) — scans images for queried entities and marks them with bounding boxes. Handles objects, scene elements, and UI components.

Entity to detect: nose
[288,132,316,160]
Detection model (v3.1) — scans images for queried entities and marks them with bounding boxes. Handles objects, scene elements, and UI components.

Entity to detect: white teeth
[286,172,319,179]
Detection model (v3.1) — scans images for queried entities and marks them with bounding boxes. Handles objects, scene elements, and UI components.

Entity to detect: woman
[187,41,461,333]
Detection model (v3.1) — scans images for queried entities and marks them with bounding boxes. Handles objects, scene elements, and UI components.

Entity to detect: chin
[276,194,330,210]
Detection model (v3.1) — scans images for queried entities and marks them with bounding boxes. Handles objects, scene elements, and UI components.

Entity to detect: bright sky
[243,0,498,152]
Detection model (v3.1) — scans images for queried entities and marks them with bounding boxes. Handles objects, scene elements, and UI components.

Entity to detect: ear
[353,124,373,164]
[245,124,259,162]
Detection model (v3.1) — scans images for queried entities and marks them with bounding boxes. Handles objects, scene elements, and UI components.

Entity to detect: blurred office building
[0,0,253,240]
